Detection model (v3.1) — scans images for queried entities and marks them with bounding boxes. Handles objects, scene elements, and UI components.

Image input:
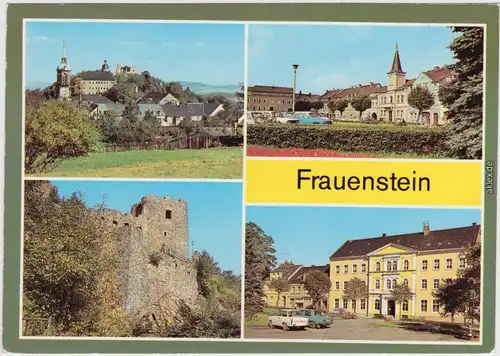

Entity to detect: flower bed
[247,146,378,158]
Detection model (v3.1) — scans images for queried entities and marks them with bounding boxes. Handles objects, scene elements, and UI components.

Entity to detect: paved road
[244,318,473,342]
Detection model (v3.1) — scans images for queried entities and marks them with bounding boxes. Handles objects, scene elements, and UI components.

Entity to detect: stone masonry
[99,195,198,318]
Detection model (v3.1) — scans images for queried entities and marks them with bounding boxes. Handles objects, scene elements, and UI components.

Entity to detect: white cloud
[163,41,176,47]
[27,36,50,42]
[120,41,143,46]
[193,42,205,47]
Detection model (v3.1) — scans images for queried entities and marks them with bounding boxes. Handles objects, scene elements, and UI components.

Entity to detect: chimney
[423,221,430,236]
[434,66,440,71]
[472,222,477,226]
[382,233,387,237]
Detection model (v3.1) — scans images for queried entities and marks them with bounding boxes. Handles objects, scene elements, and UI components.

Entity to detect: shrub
[247,124,449,156]
[341,312,357,319]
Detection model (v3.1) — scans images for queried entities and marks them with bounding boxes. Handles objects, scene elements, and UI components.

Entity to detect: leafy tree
[178,117,200,136]
[244,222,277,318]
[342,277,367,314]
[25,89,48,109]
[104,77,136,104]
[408,85,435,124]
[235,82,244,118]
[438,27,483,159]
[146,300,240,338]
[434,243,481,325]
[310,101,324,112]
[95,110,120,143]
[350,94,371,118]
[196,250,221,300]
[327,99,349,117]
[23,181,128,336]
[304,271,331,309]
[116,119,139,144]
[25,100,100,174]
[205,94,232,109]
[294,100,313,111]
[390,283,413,319]
[269,278,289,307]
[71,76,83,98]
[122,100,140,122]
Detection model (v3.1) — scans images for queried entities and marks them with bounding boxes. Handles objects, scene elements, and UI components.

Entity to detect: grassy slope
[36,148,243,179]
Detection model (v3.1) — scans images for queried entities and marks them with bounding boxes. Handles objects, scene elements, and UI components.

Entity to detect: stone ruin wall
[98,195,198,317]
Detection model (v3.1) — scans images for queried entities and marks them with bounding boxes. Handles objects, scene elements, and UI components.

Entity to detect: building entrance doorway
[433,113,439,126]
[388,111,393,121]
[387,300,396,317]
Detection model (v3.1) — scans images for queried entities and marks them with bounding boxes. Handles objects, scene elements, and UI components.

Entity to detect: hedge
[246,124,450,156]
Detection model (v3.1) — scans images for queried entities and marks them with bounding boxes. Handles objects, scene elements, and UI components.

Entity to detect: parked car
[294,112,332,125]
[276,112,300,124]
[268,309,309,331]
[297,309,331,328]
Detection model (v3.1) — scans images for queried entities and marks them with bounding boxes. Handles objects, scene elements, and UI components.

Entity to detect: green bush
[247,124,449,156]
[341,312,357,319]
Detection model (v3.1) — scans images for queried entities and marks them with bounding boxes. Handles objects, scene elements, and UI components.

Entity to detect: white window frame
[421,260,428,271]
[420,300,428,312]
[433,259,440,271]
[433,279,440,289]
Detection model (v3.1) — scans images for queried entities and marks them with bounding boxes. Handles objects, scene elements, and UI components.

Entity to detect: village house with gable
[263,263,330,310]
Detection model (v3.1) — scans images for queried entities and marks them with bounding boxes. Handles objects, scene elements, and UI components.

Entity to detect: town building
[247,85,294,112]
[136,92,180,106]
[328,222,480,321]
[162,102,224,126]
[319,45,454,125]
[295,90,321,103]
[318,83,384,121]
[79,60,116,95]
[263,263,329,310]
[56,41,72,100]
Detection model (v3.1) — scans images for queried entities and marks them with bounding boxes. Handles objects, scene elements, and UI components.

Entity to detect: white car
[276,113,300,124]
[268,309,309,331]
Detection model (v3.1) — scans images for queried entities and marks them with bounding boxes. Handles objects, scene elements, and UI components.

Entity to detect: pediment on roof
[366,243,417,256]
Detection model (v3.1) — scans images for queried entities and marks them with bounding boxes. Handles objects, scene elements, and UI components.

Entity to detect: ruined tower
[99,195,198,317]
[56,41,71,100]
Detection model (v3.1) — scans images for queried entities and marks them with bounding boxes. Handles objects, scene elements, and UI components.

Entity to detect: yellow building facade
[328,222,480,321]
[264,264,329,309]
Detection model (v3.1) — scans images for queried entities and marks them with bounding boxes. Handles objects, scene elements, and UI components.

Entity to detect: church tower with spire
[387,43,406,91]
[56,40,72,100]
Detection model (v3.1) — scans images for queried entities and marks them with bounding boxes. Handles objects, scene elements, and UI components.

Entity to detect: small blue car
[293,112,332,125]
[297,309,331,329]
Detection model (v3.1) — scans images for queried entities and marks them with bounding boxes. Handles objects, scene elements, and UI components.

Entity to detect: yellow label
[245,159,482,206]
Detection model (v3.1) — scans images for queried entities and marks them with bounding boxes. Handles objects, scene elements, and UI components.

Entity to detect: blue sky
[246,207,481,266]
[25,21,244,87]
[50,180,243,274]
[248,24,456,93]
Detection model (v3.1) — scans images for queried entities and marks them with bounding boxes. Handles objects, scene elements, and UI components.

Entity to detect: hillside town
[25,39,244,179]
[54,41,234,127]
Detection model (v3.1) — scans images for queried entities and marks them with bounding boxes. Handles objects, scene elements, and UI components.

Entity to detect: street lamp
[292,64,299,112]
